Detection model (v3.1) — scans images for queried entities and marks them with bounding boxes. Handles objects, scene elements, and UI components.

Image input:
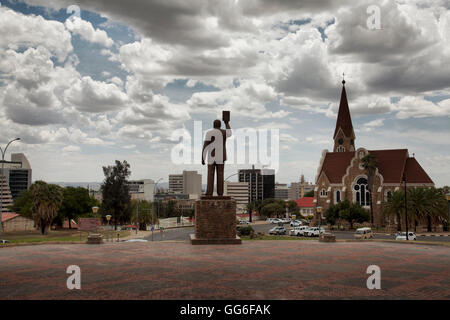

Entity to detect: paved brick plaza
[1,241,449,300]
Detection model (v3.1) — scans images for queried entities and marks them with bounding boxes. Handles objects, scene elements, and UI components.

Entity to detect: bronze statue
[202,111,231,196]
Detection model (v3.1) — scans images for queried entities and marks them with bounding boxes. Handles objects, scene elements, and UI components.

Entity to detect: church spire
[333,78,355,152]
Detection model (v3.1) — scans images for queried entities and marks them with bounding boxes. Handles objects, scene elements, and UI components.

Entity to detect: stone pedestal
[319,233,336,243]
[190,196,241,245]
[87,234,103,244]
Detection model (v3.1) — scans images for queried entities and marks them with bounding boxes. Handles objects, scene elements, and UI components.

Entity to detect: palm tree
[245,202,254,222]
[382,190,405,231]
[31,181,64,235]
[423,187,448,232]
[361,153,378,227]
[407,187,429,232]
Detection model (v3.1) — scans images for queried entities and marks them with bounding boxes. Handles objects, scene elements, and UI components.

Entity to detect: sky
[0,0,449,187]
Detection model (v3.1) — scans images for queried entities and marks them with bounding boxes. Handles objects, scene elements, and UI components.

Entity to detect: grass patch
[1,230,130,245]
[241,235,317,241]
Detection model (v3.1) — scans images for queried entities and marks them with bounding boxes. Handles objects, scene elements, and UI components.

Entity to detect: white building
[224,181,249,214]
[169,171,202,196]
[127,179,155,202]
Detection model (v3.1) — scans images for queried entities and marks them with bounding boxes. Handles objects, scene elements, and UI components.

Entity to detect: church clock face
[338,138,344,145]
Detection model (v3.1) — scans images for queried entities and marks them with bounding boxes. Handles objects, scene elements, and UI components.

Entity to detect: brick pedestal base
[319,233,336,242]
[190,197,241,245]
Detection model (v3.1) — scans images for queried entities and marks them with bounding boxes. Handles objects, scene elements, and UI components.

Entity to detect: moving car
[395,232,417,241]
[289,226,309,236]
[269,226,287,235]
[354,227,373,239]
[304,227,325,237]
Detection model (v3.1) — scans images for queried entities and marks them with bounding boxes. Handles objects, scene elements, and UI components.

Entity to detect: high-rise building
[275,183,289,200]
[127,179,155,202]
[169,170,202,196]
[238,166,275,203]
[0,176,13,213]
[0,153,32,212]
[224,181,249,213]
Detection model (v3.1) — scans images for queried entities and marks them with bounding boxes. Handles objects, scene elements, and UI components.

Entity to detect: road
[142,222,450,242]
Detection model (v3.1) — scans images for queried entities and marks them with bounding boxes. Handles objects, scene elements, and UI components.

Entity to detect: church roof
[318,149,433,185]
[333,82,354,139]
[295,197,314,208]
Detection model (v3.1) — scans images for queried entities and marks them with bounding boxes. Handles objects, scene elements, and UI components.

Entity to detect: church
[313,79,438,232]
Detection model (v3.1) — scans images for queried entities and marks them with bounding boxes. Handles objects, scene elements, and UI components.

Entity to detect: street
[142,222,450,242]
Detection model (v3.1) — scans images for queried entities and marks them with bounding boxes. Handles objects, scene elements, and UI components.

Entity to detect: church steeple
[333,76,355,152]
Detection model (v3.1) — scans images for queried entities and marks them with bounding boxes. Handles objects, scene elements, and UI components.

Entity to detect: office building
[0,153,32,212]
[127,179,155,202]
[224,181,249,213]
[169,170,202,196]
[238,166,275,203]
[275,183,289,200]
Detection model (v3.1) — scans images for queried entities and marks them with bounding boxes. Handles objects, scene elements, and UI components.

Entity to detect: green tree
[411,187,448,232]
[382,190,406,231]
[58,187,98,229]
[101,160,131,230]
[339,202,369,229]
[10,189,33,218]
[287,200,299,216]
[361,153,378,227]
[130,199,153,230]
[31,181,64,235]
[304,190,314,197]
[260,202,285,218]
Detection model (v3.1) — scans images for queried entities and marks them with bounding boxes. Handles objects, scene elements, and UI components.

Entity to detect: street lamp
[106,214,111,242]
[316,206,322,228]
[402,173,409,240]
[0,138,21,237]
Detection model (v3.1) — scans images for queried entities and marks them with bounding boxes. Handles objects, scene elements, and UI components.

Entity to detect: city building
[0,176,13,213]
[127,179,155,202]
[275,183,289,200]
[295,197,315,218]
[313,80,437,231]
[288,174,315,200]
[169,170,202,196]
[0,153,32,200]
[224,181,249,213]
[238,166,275,203]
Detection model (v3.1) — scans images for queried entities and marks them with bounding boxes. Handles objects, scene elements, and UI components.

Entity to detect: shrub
[236,225,254,236]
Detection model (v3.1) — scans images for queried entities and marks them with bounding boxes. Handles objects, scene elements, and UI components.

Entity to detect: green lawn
[0,229,130,245]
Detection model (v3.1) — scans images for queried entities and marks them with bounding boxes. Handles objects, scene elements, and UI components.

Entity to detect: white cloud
[65,17,114,47]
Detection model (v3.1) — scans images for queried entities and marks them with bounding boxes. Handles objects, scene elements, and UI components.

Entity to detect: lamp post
[92,206,99,234]
[316,206,322,228]
[0,138,21,237]
[402,173,409,240]
[153,178,163,236]
[106,214,111,242]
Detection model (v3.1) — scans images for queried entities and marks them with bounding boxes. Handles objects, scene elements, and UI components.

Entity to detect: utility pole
[403,173,409,240]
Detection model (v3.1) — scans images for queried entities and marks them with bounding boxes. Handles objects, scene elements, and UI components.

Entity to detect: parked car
[304,227,325,237]
[125,239,148,243]
[0,239,10,244]
[239,220,250,224]
[289,226,309,236]
[269,226,287,235]
[395,232,417,241]
[290,220,302,227]
[280,218,290,224]
[271,218,282,224]
[354,227,373,239]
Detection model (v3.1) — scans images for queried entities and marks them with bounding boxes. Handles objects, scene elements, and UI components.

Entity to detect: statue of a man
[202,114,232,196]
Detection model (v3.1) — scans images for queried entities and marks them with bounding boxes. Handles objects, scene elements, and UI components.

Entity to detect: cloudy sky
[0,0,449,187]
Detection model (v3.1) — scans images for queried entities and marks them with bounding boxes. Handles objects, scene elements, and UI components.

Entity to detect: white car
[125,239,148,243]
[289,226,309,236]
[0,239,10,244]
[290,220,302,227]
[304,227,326,237]
[239,220,250,224]
[395,232,417,241]
[271,218,282,224]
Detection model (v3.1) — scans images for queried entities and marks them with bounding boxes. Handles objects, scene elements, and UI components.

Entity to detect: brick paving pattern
[0,241,449,299]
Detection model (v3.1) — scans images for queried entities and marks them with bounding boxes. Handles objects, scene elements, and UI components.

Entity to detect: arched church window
[337,146,345,152]
[320,189,327,197]
[354,177,370,206]
[335,190,341,203]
